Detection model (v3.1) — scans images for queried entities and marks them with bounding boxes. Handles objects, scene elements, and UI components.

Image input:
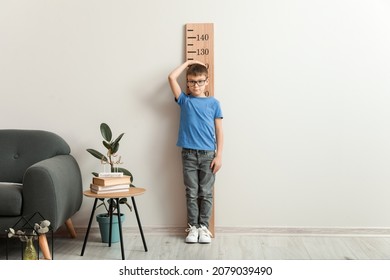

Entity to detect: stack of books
[90,173,131,194]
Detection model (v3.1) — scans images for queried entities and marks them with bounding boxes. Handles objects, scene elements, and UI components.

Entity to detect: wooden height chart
[185,23,216,236]
[185,23,214,97]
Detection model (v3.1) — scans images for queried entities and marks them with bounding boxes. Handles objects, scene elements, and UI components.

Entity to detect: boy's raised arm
[168,60,206,100]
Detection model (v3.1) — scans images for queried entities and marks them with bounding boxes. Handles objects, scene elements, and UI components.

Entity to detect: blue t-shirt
[176,92,223,151]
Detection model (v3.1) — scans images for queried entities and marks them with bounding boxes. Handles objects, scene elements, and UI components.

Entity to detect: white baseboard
[61,226,390,237]
[214,226,390,237]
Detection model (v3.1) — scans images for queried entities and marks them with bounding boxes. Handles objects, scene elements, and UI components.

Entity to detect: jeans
[181,148,215,228]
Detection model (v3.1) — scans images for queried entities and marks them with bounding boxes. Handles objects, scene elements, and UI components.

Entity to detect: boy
[168,60,224,244]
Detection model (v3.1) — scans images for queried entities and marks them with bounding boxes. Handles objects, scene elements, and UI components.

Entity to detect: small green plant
[96,197,132,216]
[8,220,51,242]
[87,122,133,181]
[87,122,134,215]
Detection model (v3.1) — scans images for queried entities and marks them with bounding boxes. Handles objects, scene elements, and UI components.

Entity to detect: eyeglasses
[187,80,207,87]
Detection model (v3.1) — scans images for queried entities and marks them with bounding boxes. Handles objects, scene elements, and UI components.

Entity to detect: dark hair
[187,63,208,78]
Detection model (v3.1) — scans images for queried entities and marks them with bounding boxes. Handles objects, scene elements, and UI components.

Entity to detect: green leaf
[103,141,112,151]
[116,167,133,182]
[119,198,132,212]
[87,149,108,162]
[112,142,119,154]
[112,133,125,146]
[119,198,127,204]
[100,123,112,142]
[107,198,117,207]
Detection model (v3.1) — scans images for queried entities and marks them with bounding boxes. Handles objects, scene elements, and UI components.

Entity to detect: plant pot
[23,237,38,260]
[96,213,125,243]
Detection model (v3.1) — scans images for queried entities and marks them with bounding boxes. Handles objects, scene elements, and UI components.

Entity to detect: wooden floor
[2,228,390,260]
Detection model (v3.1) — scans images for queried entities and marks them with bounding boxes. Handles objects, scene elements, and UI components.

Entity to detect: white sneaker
[198,225,212,244]
[185,224,199,243]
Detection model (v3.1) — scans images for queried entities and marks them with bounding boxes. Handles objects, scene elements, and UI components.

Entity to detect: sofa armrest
[22,155,83,231]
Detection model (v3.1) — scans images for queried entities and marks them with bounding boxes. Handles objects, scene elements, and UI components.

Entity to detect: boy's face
[187,74,209,97]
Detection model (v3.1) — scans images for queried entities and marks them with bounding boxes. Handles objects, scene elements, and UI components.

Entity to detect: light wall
[1,0,390,230]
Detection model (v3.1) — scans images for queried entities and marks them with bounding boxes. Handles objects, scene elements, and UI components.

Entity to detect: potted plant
[94,197,132,243]
[8,220,51,260]
[87,122,134,243]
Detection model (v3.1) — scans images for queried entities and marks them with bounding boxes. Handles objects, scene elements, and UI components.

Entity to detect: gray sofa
[0,129,83,237]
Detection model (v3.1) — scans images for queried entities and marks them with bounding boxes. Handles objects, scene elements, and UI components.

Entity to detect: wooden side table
[80,187,147,260]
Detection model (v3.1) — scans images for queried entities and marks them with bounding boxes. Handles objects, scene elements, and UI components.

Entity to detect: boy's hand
[211,155,222,174]
[187,60,206,67]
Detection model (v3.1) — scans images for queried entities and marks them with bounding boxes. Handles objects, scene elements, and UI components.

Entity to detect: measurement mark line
[187,36,196,39]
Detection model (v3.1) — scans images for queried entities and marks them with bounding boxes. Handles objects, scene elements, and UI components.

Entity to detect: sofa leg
[39,234,52,260]
[65,218,77,238]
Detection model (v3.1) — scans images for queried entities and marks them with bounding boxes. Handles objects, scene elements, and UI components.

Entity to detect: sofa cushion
[0,182,23,216]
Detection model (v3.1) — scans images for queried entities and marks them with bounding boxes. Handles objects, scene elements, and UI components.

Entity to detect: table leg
[116,198,125,260]
[81,198,98,256]
[131,197,148,252]
[109,198,113,247]
[6,235,9,260]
